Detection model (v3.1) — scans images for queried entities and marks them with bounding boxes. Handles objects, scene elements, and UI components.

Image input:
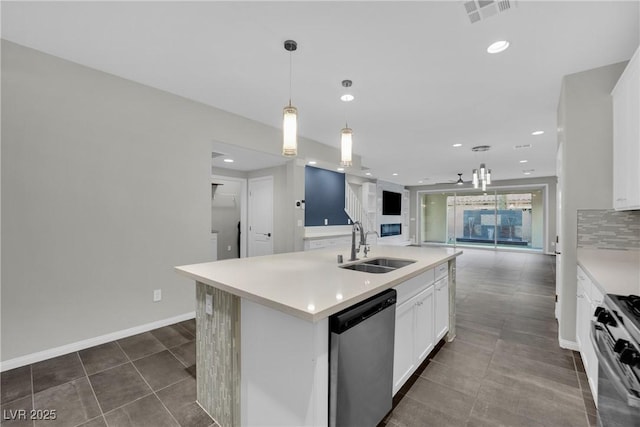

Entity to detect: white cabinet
[402,189,410,241]
[576,266,604,404]
[414,286,435,363]
[392,267,441,395]
[393,295,417,393]
[435,276,449,341]
[612,47,640,211]
[392,285,434,395]
[361,182,377,231]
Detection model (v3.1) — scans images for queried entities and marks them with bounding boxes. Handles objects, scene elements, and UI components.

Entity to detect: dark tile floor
[384,248,597,427]
[0,320,215,427]
[2,249,597,427]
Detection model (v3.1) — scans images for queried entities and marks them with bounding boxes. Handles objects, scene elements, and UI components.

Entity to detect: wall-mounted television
[382,190,402,216]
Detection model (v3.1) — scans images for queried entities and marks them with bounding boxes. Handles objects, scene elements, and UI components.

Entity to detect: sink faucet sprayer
[349,222,378,261]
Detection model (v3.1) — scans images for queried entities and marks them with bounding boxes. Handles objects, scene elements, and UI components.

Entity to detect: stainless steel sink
[340,257,416,274]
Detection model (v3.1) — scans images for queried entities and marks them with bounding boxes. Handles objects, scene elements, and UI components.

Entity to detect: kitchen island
[176,245,462,427]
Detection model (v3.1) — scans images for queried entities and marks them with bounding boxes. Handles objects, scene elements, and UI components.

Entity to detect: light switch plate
[153,289,162,302]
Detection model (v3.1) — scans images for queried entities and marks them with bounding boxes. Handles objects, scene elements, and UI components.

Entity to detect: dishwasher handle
[330,289,396,334]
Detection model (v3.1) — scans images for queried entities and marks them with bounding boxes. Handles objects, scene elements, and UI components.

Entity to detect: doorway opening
[211,175,247,260]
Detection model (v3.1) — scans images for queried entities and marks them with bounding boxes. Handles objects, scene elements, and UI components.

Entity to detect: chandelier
[471,145,492,191]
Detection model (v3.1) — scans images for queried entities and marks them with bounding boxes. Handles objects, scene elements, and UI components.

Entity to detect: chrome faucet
[349,221,365,261]
[350,222,378,260]
[363,231,379,258]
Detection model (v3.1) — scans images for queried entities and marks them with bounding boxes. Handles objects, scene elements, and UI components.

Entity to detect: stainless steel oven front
[591,294,640,427]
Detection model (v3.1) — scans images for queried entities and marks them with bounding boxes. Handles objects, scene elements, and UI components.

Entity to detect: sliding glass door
[419,187,544,251]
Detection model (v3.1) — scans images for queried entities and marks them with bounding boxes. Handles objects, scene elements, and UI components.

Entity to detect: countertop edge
[175,250,462,323]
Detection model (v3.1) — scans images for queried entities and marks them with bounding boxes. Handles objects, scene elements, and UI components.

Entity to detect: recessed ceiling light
[223,158,234,163]
[308,160,317,165]
[392,173,398,176]
[519,160,528,163]
[487,40,510,54]
[523,172,531,175]
[340,94,354,102]
[337,167,344,172]
[452,143,462,147]
[531,130,544,136]
[365,172,372,176]
[418,180,423,184]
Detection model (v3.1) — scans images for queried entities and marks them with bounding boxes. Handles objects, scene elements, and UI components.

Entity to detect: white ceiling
[2,1,638,186]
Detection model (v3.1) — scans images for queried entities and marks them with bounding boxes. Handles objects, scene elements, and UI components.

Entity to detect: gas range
[592,294,640,426]
[605,295,640,344]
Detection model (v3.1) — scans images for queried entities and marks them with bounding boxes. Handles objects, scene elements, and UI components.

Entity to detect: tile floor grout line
[572,351,594,427]
[165,341,194,369]
[100,391,156,417]
[77,349,107,421]
[125,348,183,427]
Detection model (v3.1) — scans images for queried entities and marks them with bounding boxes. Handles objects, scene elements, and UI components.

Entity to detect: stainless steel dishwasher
[329,288,396,427]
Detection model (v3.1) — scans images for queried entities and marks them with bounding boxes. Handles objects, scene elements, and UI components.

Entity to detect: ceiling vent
[463,0,516,24]
[513,144,532,150]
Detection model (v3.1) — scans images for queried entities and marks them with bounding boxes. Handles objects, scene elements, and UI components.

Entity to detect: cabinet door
[414,286,435,364]
[576,280,585,350]
[586,300,599,402]
[435,277,449,341]
[613,48,640,210]
[393,299,415,395]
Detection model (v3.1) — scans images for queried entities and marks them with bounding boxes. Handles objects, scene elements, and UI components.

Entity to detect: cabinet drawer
[394,268,435,305]
[435,276,448,290]
[435,262,448,280]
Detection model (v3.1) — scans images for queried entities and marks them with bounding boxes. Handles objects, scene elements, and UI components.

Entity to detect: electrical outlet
[324,219,328,225]
[153,289,162,302]
[205,294,213,315]
[227,245,231,251]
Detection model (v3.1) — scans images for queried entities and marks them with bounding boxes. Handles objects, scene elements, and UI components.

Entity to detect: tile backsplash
[577,209,640,250]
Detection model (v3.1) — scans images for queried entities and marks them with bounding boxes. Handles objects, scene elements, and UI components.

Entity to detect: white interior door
[248,176,274,257]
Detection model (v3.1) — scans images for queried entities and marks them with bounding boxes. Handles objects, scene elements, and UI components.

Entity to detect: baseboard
[0,311,195,372]
[559,337,579,351]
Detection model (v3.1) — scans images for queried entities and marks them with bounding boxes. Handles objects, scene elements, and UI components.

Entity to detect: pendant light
[340,80,353,167]
[282,40,298,157]
[471,145,492,190]
[341,126,353,167]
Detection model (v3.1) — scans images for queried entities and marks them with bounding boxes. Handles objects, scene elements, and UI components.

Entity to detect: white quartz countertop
[176,245,462,322]
[577,248,640,296]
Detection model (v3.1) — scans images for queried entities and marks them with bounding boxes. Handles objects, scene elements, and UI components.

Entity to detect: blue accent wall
[305,166,351,226]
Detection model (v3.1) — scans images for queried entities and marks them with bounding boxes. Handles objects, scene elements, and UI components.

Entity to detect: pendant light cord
[288,50,293,107]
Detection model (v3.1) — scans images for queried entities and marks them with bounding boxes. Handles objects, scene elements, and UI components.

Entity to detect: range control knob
[620,348,640,367]
[597,310,617,327]
[614,339,632,354]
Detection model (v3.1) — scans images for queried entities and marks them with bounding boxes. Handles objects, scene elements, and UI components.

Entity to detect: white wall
[0,41,343,364]
[557,61,627,346]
